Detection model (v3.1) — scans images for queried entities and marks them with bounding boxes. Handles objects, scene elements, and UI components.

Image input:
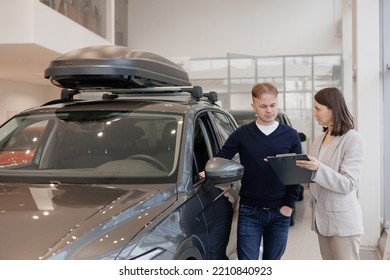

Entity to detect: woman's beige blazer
[309,129,364,236]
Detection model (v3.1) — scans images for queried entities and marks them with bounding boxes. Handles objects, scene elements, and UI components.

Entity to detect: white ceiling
[0,44,61,86]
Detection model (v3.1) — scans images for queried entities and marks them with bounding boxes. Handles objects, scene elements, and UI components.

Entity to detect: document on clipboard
[267,153,313,185]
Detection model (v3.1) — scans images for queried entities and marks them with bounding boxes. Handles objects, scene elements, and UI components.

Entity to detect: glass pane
[189,79,228,93]
[285,56,312,77]
[284,93,307,109]
[278,93,285,111]
[189,59,227,79]
[314,55,342,88]
[188,54,342,154]
[230,93,252,111]
[255,77,284,90]
[285,77,313,91]
[229,78,255,93]
[257,57,283,78]
[211,112,236,144]
[0,120,48,166]
[229,58,256,78]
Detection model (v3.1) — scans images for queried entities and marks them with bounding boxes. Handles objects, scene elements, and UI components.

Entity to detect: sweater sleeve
[312,131,364,195]
[284,185,301,209]
[216,128,241,160]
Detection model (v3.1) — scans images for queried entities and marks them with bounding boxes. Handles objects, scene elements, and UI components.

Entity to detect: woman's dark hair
[314,87,354,136]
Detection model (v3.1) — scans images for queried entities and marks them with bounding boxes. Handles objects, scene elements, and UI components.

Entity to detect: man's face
[251,93,278,125]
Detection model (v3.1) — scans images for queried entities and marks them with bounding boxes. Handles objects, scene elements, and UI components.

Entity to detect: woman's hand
[296,155,319,171]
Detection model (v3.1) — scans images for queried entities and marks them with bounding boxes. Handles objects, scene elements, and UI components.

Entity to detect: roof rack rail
[61,88,80,101]
[42,85,219,106]
[57,86,204,100]
[108,85,203,100]
[41,88,81,106]
[203,91,218,103]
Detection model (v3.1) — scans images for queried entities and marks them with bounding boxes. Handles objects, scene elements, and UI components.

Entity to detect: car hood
[0,182,177,259]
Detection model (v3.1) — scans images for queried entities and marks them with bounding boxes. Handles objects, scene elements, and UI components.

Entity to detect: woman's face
[313,99,333,127]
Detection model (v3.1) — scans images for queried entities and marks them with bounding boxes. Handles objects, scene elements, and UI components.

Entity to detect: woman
[296,87,364,260]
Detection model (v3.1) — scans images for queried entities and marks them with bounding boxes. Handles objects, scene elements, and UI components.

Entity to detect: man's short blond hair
[251,82,278,99]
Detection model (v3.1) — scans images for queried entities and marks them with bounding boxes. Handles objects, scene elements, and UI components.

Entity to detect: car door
[207,110,241,257]
[192,111,238,259]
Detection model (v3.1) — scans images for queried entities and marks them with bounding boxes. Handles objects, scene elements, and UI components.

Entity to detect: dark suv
[0,46,243,260]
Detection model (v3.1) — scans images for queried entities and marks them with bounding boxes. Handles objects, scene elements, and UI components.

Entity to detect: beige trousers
[317,234,361,260]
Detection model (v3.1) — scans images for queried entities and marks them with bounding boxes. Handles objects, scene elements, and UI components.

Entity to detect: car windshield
[0,110,182,184]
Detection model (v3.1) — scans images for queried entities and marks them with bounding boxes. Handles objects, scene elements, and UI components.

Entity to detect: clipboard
[267,153,313,185]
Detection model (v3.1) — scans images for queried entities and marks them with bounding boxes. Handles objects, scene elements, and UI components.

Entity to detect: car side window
[209,111,237,146]
[0,120,48,167]
[192,114,219,183]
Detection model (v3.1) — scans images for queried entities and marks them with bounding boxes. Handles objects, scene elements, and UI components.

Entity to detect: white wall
[353,0,382,247]
[0,0,114,123]
[128,0,342,58]
[0,0,34,43]
[0,79,59,124]
[33,1,112,53]
[0,0,112,53]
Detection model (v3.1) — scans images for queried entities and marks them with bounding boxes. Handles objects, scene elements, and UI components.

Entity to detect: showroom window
[187,53,342,149]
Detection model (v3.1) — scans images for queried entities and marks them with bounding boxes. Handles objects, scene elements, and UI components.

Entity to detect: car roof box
[44,45,191,89]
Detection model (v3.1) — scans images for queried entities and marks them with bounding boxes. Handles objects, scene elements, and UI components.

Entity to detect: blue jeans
[237,204,291,260]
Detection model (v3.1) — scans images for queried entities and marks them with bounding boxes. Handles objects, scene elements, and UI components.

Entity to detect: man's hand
[280,206,293,217]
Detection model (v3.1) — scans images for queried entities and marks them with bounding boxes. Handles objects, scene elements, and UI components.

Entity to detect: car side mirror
[202,157,244,191]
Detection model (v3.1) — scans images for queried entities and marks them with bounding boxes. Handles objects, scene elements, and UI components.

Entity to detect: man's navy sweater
[217,121,302,209]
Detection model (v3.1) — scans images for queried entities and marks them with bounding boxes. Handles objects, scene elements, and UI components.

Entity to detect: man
[217,82,302,260]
